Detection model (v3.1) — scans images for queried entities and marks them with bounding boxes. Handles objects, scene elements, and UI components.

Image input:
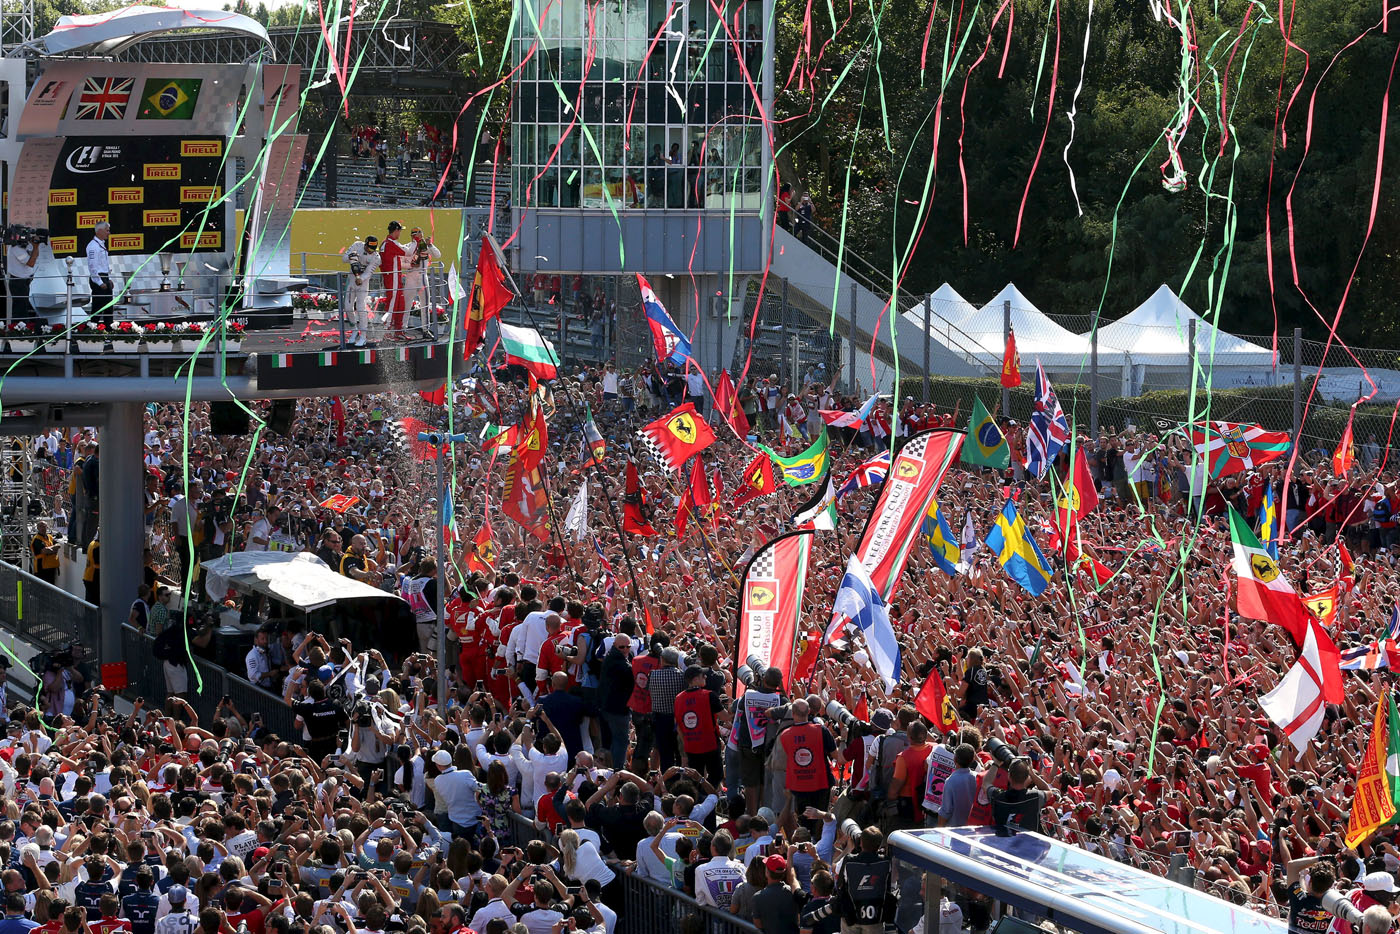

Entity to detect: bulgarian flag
[1229,505,1313,646]
[498,322,560,380]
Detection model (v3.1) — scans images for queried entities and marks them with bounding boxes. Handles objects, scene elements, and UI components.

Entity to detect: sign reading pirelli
[180,140,222,157]
[180,231,221,249]
[144,163,181,181]
[45,136,227,255]
[181,185,221,203]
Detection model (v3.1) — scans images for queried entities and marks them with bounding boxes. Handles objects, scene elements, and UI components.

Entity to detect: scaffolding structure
[0,440,36,571]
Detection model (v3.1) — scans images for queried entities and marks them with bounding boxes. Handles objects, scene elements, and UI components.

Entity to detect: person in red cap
[751,851,804,934]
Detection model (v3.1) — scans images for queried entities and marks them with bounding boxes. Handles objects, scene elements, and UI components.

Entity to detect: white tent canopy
[201,551,404,613]
[40,6,270,56]
[1094,284,1276,367]
[959,283,1126,370]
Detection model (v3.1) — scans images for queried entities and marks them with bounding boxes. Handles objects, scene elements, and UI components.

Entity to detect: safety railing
[0,558,100,656]
[118,623,302,740]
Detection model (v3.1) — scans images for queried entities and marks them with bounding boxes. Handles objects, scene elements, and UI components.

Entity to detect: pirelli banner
[33,136,227,256]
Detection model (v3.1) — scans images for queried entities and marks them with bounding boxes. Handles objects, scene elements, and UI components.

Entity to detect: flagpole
[419,430,467,712]
[538,467,585,588]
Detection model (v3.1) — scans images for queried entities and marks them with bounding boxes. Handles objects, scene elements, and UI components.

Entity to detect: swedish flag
[961,397,1010,468]
[985,499,1053,595]
[920,499,961,576]
[1258,484,1279,560]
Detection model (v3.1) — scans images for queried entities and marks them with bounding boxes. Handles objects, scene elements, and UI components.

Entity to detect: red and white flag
[1260,620,1330,753]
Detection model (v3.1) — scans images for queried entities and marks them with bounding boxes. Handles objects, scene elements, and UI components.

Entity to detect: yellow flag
[1346,686,1397,848]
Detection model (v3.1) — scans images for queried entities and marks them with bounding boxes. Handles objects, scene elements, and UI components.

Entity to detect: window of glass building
[512,0,767,212]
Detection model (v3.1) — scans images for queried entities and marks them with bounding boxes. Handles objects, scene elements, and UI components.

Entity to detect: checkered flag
[637,428,682,472]
[745,547,775,584]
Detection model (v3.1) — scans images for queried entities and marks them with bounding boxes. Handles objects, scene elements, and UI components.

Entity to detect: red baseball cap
[764,854,788,873]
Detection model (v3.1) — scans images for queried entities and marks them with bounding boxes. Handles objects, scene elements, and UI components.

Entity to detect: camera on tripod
[4,225,49,247]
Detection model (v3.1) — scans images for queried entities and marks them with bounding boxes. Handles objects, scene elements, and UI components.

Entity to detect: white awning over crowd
[201,551,404,612]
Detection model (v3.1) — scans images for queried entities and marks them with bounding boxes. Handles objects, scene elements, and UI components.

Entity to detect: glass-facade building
[512,0,769,214]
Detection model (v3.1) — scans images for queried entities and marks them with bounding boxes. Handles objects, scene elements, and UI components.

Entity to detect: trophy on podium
[175,260,188,290]
[159,252,172,292]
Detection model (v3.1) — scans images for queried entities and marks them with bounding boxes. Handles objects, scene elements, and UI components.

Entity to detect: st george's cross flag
[1228,506,1312,645]
[1191,421,1290,479]
[1260,620,1331,753]
[637,274,692,366]
[639,403,716,471]
[1025,363,1069,478]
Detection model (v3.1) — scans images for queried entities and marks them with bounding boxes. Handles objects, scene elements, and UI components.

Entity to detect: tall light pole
[417,429,467,712]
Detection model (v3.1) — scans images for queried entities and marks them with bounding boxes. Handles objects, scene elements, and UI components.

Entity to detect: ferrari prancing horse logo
[668,412,697,442]
[1250,553,1280,583]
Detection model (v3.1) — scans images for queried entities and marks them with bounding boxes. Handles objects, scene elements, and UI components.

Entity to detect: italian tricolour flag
[1229,505,1311,645]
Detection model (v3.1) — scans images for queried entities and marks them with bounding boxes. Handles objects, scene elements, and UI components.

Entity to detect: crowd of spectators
[12,354,1400,934]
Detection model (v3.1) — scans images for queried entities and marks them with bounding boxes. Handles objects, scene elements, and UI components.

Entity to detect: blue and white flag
[825,555,900,691]
[1025,361,1069,479]
[637,273,693,366]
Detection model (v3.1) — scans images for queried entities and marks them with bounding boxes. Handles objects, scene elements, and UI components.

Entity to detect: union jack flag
[1341,638,1399,671]
[1025,362,1069,478]
[74,77,133,120]
[837,450,890,500]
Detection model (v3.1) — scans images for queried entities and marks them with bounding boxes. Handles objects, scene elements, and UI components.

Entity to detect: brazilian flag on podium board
[961,397,1010,468]
[138,78,202,120]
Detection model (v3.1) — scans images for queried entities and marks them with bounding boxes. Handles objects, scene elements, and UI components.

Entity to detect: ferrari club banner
[735,530,814,690]
[854,430,964,601]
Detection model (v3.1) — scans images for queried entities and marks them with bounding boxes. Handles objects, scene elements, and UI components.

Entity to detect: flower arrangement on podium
[1,319,41,353]
[292,292,339,316]
[173,321,206,354]
[72,320,107,353]
[109,320,142,351]
[220,320,246,353]
[42,323,66,352]
[141,321,175,352]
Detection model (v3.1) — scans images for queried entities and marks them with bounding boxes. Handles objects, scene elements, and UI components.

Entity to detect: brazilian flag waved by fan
[961,397,1009,469]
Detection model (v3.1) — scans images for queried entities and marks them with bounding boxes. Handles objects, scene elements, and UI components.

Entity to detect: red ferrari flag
[853,429,964,601]
[319,493,360,513]
[915,666,958,732]
[466,520,496,574]
[1055,445,1099,533]
[464,235,513,358]
[501,453,550,542]
[515,377,549,475]
[418,384,447,406]
[735,530,814,692]
[622,461,658,537]
[674,455,713,538]
[1334,410,1356,478]
[712,369,750,437]
[639,402,716,472]
[1000,328,1022,388]
[734,452,778,507]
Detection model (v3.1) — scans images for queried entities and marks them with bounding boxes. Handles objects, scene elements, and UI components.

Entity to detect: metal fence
[0,558,100,656]
[118,623,301,739]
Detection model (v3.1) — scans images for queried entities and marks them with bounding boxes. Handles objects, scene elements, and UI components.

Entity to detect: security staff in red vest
[673,666,725,785]
[778,698,837,837]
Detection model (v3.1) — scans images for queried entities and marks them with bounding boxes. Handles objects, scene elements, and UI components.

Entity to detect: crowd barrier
[118,623,301,740]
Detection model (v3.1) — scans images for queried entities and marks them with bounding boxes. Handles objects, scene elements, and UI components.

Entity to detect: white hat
[1102,769,1122,791]
[1362,871,1399,893]
[431,750,452,768]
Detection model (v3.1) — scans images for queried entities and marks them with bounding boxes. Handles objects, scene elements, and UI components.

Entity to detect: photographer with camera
[831,825,895,934]
[674,666,726,785]
[5,226,39,320]
[341,235,381,347]
[777,698,836,839]
[730,661,785,817]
